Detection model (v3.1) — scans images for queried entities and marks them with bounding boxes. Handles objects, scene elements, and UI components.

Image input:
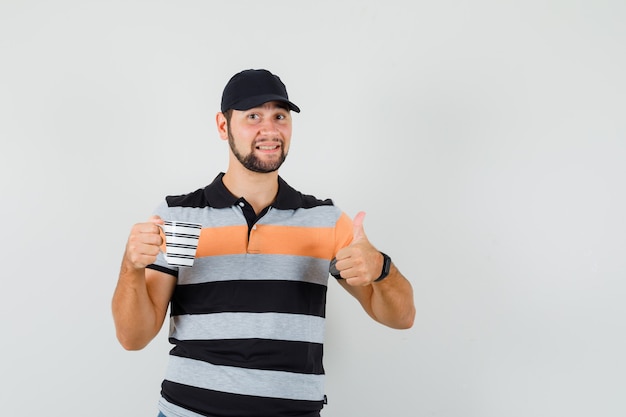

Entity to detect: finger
[134,217,163,235]
[134,222,161,236]
[344,276,369,287]
[124,236,161,268]
[352,211,367,242]
[148,215,164,225]
[128,228,162,247]
[148,215,164,234]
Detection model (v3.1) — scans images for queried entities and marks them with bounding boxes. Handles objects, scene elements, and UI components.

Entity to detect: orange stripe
[247,225,337,258]
[195,215,355,259]
[334,212,354,252]
[196,225,249,257]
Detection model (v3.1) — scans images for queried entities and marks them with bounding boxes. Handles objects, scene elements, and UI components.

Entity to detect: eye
[247,113,260,121]
[276,114,285,120]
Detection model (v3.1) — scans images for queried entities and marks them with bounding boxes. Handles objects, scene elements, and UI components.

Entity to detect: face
[221,102,293,173]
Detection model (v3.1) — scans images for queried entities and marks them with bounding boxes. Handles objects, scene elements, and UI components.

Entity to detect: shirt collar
[203,172,303,210]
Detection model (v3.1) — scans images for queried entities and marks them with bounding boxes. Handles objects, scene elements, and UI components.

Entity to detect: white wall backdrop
[1,1,625,416]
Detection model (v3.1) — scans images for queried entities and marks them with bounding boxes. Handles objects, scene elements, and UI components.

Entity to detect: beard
[228,129,287,173]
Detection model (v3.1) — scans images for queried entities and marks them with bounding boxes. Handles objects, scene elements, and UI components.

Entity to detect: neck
[222,165,279,214]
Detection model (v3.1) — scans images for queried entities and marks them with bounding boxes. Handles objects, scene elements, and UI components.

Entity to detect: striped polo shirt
[148,173,353,417]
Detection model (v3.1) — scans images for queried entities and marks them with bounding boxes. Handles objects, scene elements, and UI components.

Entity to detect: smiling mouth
[256,144,281,151]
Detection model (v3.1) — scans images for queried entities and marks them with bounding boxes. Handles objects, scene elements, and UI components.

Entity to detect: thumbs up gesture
[332,211,385,286]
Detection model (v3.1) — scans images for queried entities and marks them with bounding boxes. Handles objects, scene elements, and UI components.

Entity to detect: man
[112,69,415,417]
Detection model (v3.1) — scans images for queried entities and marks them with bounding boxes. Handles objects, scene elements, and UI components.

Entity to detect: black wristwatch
[329,252,392,282]
[375,252,392,282]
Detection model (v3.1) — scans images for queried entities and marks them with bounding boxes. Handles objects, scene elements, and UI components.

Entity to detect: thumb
[352,211,367,242]
[149,215,164,225]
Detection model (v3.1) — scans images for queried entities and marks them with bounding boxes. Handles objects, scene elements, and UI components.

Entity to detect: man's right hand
[122,215,164,270]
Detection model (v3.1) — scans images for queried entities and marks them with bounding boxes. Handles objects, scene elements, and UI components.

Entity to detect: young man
[112,69,415,417]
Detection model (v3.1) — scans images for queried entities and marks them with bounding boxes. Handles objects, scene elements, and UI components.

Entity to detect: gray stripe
[159,397,207,417]
[261,205,342,227]
[155,203,246,227]
[155,202,343,228]
[164,355,325,401]
[170,312,325,344]
[177,254,330,286]
[153,251,176,273]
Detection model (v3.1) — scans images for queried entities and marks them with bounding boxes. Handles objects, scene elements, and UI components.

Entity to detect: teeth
[258,146,278,150]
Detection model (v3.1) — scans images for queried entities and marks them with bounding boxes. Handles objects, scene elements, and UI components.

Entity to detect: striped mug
[158,220,202,267]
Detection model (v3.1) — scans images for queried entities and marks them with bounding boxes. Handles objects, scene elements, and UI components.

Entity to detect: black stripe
[164,232,200,239]
[165,173,335,210]
[146,264,178,278]
[169,338,324,375]
[170,280,327,317]
[161,380,323,417]
[170,221,202,229]
[166,243,197,249]
[163,221,201,229]
[166,254,195,260]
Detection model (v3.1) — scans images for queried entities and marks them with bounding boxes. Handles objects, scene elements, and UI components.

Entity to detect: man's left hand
[333,211,384,286]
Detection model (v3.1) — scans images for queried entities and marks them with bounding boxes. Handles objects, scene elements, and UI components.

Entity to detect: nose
[259,118,280,136]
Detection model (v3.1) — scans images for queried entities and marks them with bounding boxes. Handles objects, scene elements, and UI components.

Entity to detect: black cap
[220,69,300,113]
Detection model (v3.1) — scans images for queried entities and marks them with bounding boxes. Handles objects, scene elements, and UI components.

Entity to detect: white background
[1,1,625,416]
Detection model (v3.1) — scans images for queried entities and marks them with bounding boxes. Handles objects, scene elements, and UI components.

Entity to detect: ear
[216,112,229,141]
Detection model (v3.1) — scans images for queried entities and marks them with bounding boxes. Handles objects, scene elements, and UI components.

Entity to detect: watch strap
[374,252,392,282]
[329,258,341,279]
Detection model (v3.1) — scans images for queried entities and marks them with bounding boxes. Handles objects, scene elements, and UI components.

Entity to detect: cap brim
[230,94,300,113]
